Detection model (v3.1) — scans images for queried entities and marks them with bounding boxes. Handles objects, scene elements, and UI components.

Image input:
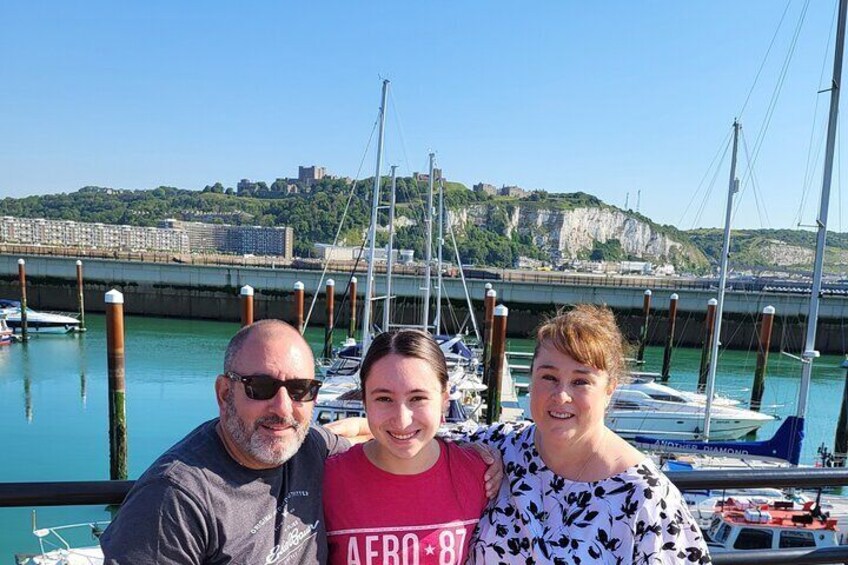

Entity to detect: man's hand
[469,444,503,499]
[324,417,372,444]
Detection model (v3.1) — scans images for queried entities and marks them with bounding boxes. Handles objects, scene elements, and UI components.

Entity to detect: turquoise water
[0,314,845,559]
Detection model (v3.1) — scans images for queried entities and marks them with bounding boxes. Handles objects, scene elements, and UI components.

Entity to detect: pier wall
[1,254,846,353]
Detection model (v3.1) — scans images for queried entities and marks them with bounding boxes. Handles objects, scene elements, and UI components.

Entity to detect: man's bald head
[223,320,314,374]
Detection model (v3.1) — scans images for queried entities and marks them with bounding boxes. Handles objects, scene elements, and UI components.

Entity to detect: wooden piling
[482,289,496,387]
[485,305,508,425]
[750,305,776,411]
[240,285,254,327]
[349,277,357,340]
[323,279,335,359]
[293,281,304,334]
[661,293,678,382]
[17,259,28,341]
[637,289,652,363]
[697,298,718,393]
[836,356,848,464]
[105,289,127,481]
[75,260,86,331]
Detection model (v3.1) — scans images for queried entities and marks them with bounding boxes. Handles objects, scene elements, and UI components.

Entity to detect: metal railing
[3,468,848,563]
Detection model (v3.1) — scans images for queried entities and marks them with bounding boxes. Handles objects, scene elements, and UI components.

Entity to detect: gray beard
[222,391,309,466]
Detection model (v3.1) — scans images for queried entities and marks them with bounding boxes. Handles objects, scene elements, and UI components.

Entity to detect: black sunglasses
[226,372,322,402]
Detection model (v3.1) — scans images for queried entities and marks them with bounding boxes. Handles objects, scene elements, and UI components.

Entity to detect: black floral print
[462,422,711,564]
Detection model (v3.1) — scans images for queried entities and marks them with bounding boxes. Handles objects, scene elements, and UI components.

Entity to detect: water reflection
[21,346,32,423]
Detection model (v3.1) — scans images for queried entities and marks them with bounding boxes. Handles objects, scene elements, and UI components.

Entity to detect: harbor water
[0,314,846,559]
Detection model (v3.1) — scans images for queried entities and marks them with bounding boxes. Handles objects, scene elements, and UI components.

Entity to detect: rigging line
[677,128,733,228]
[798,1,840,227]
[691,135,732,228]
[742,0,811,187]
[387,91,427,239]
[304,114,380,332]
[741,0,811,192]
[737,0,795,119]
[735,130,771,228]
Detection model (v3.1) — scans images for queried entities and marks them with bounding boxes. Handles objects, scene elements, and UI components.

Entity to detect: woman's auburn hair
[359,329,449,393]
[533,304,630,382]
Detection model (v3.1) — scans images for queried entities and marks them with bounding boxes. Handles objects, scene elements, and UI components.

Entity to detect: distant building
[473,182,498,196]
[1,216,189,253]
[298,166,326,186]
[313,244,358,261]
[160,219,294,258]
[414,168,443,184]
[500,185,528,198]
[237,179,257,195]
[619,261,653,275]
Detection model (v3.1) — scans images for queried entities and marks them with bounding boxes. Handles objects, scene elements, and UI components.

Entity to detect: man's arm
[101,479,208,564]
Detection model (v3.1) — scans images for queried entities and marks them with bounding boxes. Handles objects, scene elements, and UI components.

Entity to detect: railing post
[105,289,127,481]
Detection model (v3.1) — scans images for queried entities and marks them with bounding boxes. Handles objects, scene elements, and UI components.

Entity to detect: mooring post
[17,258,28,341]
[240,285,254,327]
[485,305,509,425]
[637,289,652,363]
[836,356,848,465]
[348,277,358,340]
[105,289,127,481]
[697,298,718,393]
[323,279,335,359]
[482,289,496,387]
[661,293,679,382]
[293,281,304,334]
[75,260,86,332]
[750,305,776,411]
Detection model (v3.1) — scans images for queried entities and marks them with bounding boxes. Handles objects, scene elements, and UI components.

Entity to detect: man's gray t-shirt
[100,419,350,564]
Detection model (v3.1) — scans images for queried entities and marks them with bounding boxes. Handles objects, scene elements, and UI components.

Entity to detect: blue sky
[0,1,844,230]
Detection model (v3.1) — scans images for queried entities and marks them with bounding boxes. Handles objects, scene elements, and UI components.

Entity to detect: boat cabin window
[779,530,816,548]
[733,528,773,550]
[647,393,686,403]
[316,411,338,425]
[711,523,731,545]
[610,399,641,410]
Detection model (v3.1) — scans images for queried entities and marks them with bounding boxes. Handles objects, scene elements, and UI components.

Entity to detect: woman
[323,329,489,565]
[466,305,710,564]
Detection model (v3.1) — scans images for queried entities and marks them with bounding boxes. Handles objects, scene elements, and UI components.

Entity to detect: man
[101,319,500,564]
[101,320,349,564]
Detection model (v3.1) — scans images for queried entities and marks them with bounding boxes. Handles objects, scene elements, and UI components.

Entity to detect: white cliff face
[449,204,702,264]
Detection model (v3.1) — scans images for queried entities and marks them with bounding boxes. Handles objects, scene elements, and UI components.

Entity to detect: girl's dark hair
[359,329,449,394]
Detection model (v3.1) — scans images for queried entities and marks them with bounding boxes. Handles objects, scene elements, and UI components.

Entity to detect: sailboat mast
[797,0,848,421]
[434,178,445,333]
[384,165,398,332]
[703,120,740,441]
[422,153,435,330]
[361,79,390,356]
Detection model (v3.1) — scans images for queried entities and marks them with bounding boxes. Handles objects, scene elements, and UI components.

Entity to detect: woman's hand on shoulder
[468,443,503,499]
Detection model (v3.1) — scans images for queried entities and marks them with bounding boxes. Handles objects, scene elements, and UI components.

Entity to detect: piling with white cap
[485,305,509,425]
[661,293,679,381]
[76,260,86,331]
[323,279,335,359]
[105,289,127,480]
[750,305,776,411]
[240,285,254,327]
[637,289,652,362]
[482,289,497,387]
[17,259,28,341]
[697,298,718,393]
[348,277,358,340]
[293,281,305,334]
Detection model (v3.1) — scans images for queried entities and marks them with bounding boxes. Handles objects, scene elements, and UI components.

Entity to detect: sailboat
[638,0,847,469]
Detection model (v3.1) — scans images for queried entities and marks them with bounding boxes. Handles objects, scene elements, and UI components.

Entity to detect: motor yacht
[0,299,80,334]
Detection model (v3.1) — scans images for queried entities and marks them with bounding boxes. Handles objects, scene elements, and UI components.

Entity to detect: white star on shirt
[424,545,436,555]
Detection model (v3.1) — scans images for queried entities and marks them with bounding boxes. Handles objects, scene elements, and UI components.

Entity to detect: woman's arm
[323,417,372,444]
